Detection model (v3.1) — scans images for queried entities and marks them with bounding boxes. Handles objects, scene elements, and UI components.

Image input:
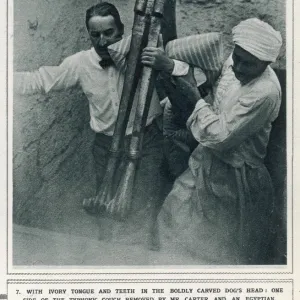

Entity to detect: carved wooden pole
[83,0,150,213]
[161,0,177,46]
[106,0,167,219]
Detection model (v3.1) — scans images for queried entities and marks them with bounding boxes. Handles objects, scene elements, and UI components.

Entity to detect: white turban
[232,18,282,62]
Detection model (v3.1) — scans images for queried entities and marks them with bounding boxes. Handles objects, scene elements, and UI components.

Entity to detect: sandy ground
[14,225,205,266]
[13,0,286,266]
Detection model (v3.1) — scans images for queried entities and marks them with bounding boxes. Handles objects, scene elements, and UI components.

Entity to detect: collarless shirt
[15,47,187,136]
[187,55,282,168]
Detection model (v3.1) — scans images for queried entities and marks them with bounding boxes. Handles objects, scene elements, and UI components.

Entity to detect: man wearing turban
[156,18,283,264]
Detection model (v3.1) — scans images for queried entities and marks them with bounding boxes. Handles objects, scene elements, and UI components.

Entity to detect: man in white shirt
[157,18,283,264]
[15,2,186,247]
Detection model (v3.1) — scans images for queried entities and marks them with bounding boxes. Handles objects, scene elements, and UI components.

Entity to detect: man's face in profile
[88,15,123,59]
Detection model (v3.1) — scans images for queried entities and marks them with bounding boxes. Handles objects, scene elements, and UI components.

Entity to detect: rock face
[13,0,98,227]
[13,0,286,262]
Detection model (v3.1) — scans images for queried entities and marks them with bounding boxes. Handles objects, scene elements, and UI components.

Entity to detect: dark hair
[85,2,124,34]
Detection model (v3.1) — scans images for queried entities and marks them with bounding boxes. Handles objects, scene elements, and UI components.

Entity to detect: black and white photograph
[11,0,288,267]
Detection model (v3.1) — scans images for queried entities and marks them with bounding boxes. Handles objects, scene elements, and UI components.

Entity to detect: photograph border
[6,0,294,276]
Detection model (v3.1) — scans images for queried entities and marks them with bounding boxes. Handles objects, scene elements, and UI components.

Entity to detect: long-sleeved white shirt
[187,56,282,168]
[15,47,188,135]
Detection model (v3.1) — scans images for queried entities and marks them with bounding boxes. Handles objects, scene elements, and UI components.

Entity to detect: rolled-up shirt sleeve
[171,60,189,76]
[14,54,80,95]
[186,84,280,151]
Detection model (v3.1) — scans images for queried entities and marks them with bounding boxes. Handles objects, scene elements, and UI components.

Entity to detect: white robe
[158,56,281,265]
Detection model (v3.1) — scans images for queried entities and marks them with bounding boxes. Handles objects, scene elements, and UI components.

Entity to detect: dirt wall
[13,0,286,231]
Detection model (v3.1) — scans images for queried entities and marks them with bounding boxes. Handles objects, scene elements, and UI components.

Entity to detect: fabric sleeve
[171,60,189,76]
[163,99,179,136]
[163,99,196,145]
[14,54,81,95]
[186,85,280,151]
